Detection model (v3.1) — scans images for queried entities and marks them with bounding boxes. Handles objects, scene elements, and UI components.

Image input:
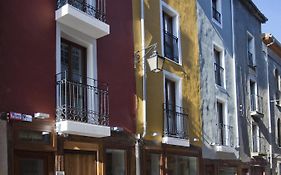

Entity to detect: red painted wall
[0,0,56,119]
[98,0,136,132]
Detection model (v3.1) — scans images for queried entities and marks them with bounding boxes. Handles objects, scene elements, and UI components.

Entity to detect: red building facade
[0,0,136,174]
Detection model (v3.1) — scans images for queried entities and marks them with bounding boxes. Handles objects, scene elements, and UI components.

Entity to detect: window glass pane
[167,155,197,175]
[146,153,161,175]
[106,149,126,175]
[219,168,237,175]
[20,158,44,175]
[18,130,51,144]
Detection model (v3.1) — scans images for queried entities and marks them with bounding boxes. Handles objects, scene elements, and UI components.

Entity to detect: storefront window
[167,155,197,175]
[106,149,126,175]
[146,153,161,175]
[219,168,237,175]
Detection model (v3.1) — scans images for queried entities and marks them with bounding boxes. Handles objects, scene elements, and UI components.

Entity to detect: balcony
[163,30,179,63]
[56,72,110,138]
[56,0,110,39]
[162,104,189,147]
[213,123,235,153]
[248,51,256,69]
[250,94,264,117]
[214,63,224,87]
[212,7,221,24]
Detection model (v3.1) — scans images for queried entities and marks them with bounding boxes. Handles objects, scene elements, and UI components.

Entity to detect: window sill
[215,84,227,93]
[212,18,222,28]
[165,56,182,66]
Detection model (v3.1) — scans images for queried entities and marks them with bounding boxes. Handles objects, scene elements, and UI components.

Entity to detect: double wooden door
[64,151,97,175]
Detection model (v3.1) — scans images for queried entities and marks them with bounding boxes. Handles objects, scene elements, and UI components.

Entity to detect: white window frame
[247,31,256,67]
[163,70,182,108]
[213,43,225,88]
[249,78,258,112]
[216,97,230,146]
[251,121,260,152]
[56,23,98,119]
[160,1,182,65]
[211,0,222,28]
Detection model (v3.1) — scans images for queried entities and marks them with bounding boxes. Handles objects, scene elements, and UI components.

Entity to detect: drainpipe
[136,0,146,175]
[264,43,273,173]
[230,0,240,154]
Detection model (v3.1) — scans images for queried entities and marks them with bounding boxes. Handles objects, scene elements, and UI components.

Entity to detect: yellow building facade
[133,0,202,174]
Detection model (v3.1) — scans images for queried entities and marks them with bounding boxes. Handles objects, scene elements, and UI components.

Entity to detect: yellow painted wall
[133,0,202,147]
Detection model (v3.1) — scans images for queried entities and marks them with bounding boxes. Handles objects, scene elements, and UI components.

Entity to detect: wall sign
[8,112,32,122]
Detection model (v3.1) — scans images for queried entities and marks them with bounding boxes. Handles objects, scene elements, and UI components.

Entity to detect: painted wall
[0,0,56,119]
[98,0,136,132]
[133,0,202,146]
[197,0,238,160]
[234,0,270,165]
[267,47,281,174]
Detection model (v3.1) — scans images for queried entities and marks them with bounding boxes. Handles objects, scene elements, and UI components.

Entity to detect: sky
[252,0,281,41]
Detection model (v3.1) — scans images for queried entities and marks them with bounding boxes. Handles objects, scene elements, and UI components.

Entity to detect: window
[250,80,257,111]
[106,149,126,175]
[214,47,224,87]
[163,72,187,139]
[217,101,224,145]
[247,33,255,68]
[167,155,198,174]
[252,122,260,152]
[60,39,87,116]
[212,0,222,24]
[161,2,180,63]
[277,118,281,147]
[146,153,161,175]
[275,69,281,106]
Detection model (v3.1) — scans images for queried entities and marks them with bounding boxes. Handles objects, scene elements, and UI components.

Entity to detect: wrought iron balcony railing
[56,71,109,126]
[163,30,179,63]
[163,103,188,139]
[212,7,221,24]
[250,94,264,114]
[57,0,106,22]
[248,51,255,68]
[214,63,224,86]
[215,123,234,147]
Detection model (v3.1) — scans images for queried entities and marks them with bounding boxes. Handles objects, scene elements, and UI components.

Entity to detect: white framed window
[216,98,231,146]
[160,1,181,64]
[247,32,256,68]
[211,0,222,26]
[213,44,225,88]
[163,71,187,139]
[252,122,260,152]
[249,79,260,113]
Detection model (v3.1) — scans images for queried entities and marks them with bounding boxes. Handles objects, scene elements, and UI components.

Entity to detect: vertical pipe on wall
[264,43,273,171]
[230,0,240,152]
[136,0,146,175]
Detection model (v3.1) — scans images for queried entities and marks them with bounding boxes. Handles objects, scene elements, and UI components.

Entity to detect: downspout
[136,0,146,175]
[264,43,273,172]
[230,0,240,154]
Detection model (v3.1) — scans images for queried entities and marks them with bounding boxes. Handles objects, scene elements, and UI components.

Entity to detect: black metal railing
[57,0,106,22]
[212,7,221,24]
[56,71,109,126]
[250,94,263,114]
[163,30,179,63]
[163,103,188,139]
[215,123,234,147]
[248,51,255,68]
[214,63,224,86]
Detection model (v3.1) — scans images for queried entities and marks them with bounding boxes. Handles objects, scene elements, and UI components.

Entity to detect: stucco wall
[197,1,238,160]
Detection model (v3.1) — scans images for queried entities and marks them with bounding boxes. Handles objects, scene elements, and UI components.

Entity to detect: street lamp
[134,43,165,72]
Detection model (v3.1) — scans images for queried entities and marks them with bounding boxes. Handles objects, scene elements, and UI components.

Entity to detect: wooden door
[64,151,97,175]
